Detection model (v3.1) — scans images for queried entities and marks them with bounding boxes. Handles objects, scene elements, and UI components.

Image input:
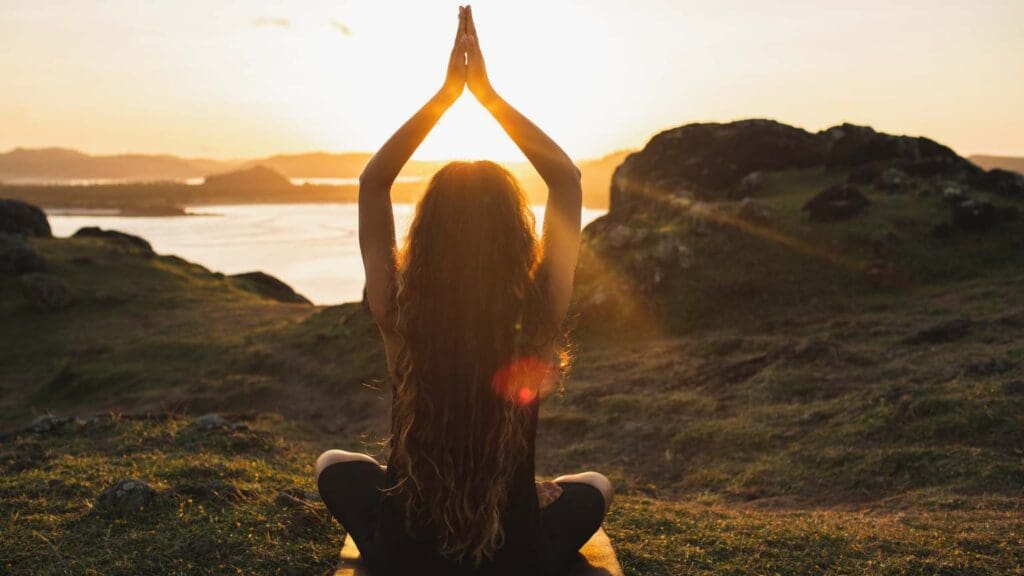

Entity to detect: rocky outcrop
[203,165,292,189]
[72,227,154,255]
[0,198,52,237]
[610,120,822,212]
[0,233,46,274]
[19,273,71,312]
[607,120,1011,216]
[802,185,871,222]
[231,271,311,304]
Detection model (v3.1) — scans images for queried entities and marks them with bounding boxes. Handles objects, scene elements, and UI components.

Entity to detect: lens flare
[491,356,556,405]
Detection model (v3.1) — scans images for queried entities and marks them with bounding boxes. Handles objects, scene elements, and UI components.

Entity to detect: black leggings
[317,461,606,573]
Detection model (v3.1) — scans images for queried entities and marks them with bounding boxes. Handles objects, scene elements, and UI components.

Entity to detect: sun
[415,94,526,162]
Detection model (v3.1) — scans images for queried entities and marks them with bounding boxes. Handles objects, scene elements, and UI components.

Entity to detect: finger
[452,7,465,51]
[466,5,477,37]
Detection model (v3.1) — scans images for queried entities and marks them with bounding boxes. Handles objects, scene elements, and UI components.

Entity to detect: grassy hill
[3,118,1023,573]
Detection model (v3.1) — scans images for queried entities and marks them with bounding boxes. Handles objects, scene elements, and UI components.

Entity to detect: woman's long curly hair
[388,160,560,565]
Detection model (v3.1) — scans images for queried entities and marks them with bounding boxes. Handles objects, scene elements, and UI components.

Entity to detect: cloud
[330,19,353,36]
[252,16,291,29]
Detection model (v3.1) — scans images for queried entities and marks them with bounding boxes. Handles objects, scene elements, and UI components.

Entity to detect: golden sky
[2,0,1023,161]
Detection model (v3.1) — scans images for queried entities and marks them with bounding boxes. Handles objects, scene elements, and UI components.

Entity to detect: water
[9,176,422,187]
[47,204,607,305]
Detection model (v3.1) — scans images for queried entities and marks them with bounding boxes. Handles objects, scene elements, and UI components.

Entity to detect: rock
[0,233,45,274]
[875,168,912,194]
[739,171,765,196]
[802,184,871,222]
[175,480,246,502]
[97,479,159,513]
[606,224,645,249]
[937,182,967,204]
[737,198,771,224]
[72,227,154,255]
[203,165,292,189]
[19,273,71,312]
[0,198,51,237]
[951,199,999,232]
[974,168,1024,197]
[651,235,692,269]
[610,119,823,212]
[904,318,972,345]
[194,413,230,430]
[819,123,965,170]
[25,414,72,433]
[230,271,312,304]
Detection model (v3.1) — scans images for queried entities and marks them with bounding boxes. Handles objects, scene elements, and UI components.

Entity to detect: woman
[316,6,612,575]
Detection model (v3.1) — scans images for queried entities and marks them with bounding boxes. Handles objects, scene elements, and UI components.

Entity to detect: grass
[2,416,1021,575]
[2,168,1024,573]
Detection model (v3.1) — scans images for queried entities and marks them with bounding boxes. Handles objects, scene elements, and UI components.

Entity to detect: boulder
[609,120,822,212]
[0,198,51,237]
[819,123,964,169]
[19,273,71,312]
[875,168,912,194]
[230,271,312,304]
[97,479,159,514]
[72,227,154,255]
[802,185,871,222]
[737,198,771,224]
[194,413,230,430]
[25,414,73,433]
[738,171,765,196]
[0,233,45,274]
[952,199,999,232]
[974,168,1024,197]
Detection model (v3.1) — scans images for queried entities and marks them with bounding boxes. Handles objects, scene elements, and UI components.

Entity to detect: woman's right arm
[464,7,583,325]
[359,8,467,330]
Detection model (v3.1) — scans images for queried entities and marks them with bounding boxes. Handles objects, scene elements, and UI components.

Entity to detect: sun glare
[416,91,526,162]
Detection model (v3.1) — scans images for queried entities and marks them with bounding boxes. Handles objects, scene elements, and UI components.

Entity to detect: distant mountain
[0,148,241,182]
[969,155,1024,175]
[203,165,292,189]
[252,152,443,179]
[0,146,625,208]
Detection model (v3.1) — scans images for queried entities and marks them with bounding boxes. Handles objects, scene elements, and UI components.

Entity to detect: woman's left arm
[359,8,467,330]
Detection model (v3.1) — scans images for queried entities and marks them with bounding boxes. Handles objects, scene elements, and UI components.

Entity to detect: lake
[47,204,607,305]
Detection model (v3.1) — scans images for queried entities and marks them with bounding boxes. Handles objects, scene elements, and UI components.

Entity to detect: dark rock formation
[951,199,999,232]
[610,120,822,211]
[19,273,71,312]
[97,479,159,514]
[973,168,1024,197]
[737,198,771,224]
[203,165,292,189]
[72,227,154,255]
[802,185,871,222]
[0,233,46,274]
[231,271,312,304]
[0,198,51,237]
[607,120,1011,216]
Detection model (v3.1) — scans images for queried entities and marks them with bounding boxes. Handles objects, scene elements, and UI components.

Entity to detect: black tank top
[372,395,543,575]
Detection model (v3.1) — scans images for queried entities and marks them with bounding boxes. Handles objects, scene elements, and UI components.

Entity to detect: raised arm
[359,8,467,330]
[464,7,582,326]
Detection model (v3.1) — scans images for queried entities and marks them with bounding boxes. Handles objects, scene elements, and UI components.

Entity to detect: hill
[3,116,1024,573]
[0,148,239,183]
[970,154,1024,174]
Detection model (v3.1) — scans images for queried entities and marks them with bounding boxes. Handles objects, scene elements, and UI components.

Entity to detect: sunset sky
[2,0,1023,161]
